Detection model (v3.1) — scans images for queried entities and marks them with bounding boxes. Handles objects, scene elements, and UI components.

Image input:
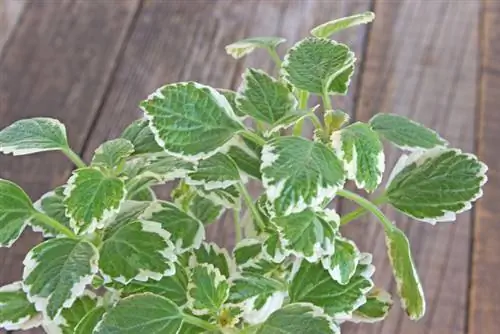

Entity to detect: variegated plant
[0,11,487,334]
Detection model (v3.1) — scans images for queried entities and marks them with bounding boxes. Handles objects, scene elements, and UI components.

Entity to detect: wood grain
[341,1,479,334]
[83,0,373,251]
[469,1,500,333]
[0,1,141,332]
[0,0,25,54]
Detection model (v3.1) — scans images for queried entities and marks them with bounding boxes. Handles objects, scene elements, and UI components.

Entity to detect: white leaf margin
[261,141,344,216]
[100,220,177,285]
[330,127,385,191]
[0,282,42,331]
[142,82,245,162]
[63,170,127,235]
[321,236,361,284]
[186,263,229,316]
[21,242,99,324]
[386,147,488,224]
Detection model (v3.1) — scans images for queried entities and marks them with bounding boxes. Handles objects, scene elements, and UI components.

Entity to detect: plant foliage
[0,11,487,334]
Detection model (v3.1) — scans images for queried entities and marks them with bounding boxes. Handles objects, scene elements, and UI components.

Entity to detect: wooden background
[0,0,498,333]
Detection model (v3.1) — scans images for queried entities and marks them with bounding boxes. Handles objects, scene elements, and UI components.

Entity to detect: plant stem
[309,113,323,130]
[240,130,266,146]
[237,183,266,232]
[233,207,242,243]
[336,189,393,231]
[62,147,87,169]
[340,195,388,225]
[266,47,282,68]
[182,313,220,332]
[293,90,310,136]
[32,212,77,238]
[321,87,333,111]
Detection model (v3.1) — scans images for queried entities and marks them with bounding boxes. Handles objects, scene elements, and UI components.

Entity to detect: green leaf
[265,109,311,137]
[281,38,355,94]
[331,122,384,192]
[74,306,105,334]
[191,242,233,278]
[352,288,393,323]
[124,154,196,185]
[228,273,286,325]
[186,152,241,190]
[261,136,345,216]
[324,110,350,135]
[262,232,287,264]
[233,239,263,269]
[31,186,71,237]
[187,264,230,316]
[321,236,360,285]
[370,113,447,151]
[140,82,244,161]
[141,201,204,252]
[23,238,99,321]
[0,179,34,247]
[328,64,355,95]
[233,239,284,277]
[249,303,339,334]
[289,259,373,319]
[91,138,134,169]
[64,168,126,234]
[195,184,240,209]
[121,119,163,155]
[272,209,338,262]
[236,68,297,124]
[58,292,98,333]
[0,117,69,155]
[219,89,246,118]
[311,12,375,38]
[0,282,40,331]
[385,226,425,320]
[120,263,188,306]
[128,185,156,202]
[103,200,150,239]
[94,293,183,334]
[227,141,261,180]
[99,220,176,284]
[225,37,286,59]
[386,148,488,223]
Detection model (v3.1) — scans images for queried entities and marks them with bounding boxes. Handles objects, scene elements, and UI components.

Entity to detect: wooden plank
[0,0,25,53]
[83,0,373,251]
[469,1,500,333]
[0,1,141,332]
[341,1,479,333]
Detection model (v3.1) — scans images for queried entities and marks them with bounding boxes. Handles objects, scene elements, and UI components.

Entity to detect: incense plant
[0,12,487,334]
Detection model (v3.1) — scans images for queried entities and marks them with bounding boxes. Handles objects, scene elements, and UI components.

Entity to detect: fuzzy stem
[266,47,282,68]
[340,195,388,225]
[293,90,310,136]
[237,183,266,232]
[62,147,87,169]
[240,130,266,146]
[32,212,77,238]
[336,189,393,231]
[321,86,333,111]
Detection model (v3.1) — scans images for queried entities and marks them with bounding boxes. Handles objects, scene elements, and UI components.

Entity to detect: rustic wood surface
[0,1,497,333]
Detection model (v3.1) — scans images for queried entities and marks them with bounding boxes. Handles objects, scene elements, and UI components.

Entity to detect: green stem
[233,207,242,243]
[339,195,388,225]
[182,313,220,332]
[240,130,266,146]
[32,212,77,238]
[321,87,333,111]
[237,183,266,232]
[62,148,87,169]
[293,90,310,136]
[266,47,282,68]
[308,113,323,130]
[336,189,393,231]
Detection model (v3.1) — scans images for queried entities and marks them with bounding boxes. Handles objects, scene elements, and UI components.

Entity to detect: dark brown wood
[469,1,500,333]
[341,1,480,334]
[82,0,373,251]
[0,1,141,332]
